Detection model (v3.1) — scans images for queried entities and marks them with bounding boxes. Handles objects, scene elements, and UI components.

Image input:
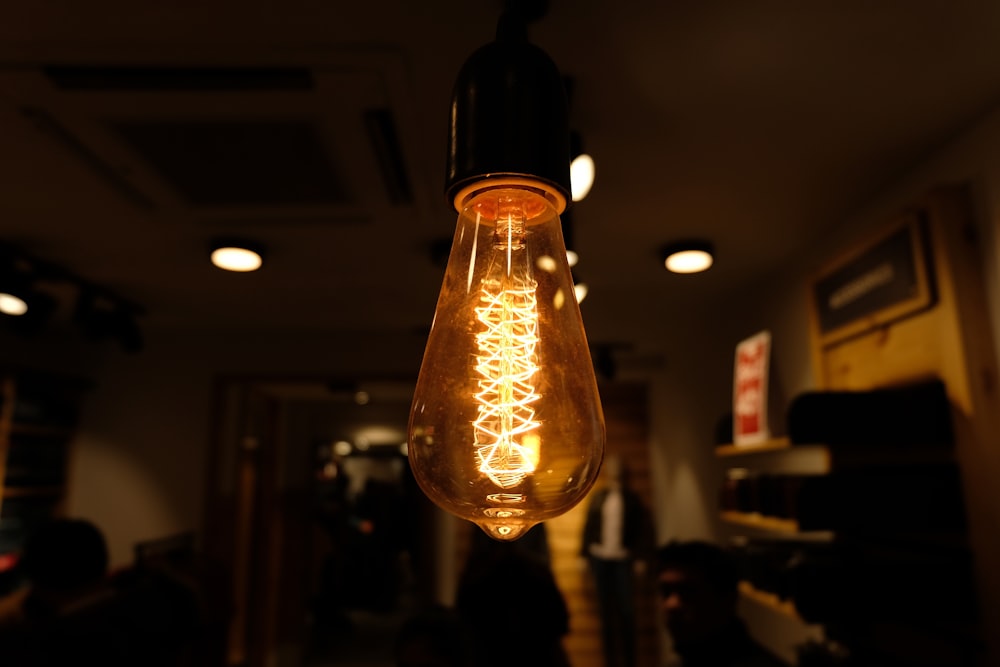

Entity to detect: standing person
[655,540,785,667]
[0,517,201,667]
[580,455,653,667]
[456,533,571,667]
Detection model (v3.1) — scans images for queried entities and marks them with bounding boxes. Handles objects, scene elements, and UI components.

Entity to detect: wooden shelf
[717,439,953,474]
[739,580,803,621]
[720,510,836,541]
[719,441,830,475]
[721,510,799,533]
[716,437,793,456]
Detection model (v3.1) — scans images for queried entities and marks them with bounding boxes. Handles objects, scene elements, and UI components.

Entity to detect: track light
[210,239,264,272]
[0,244,143,349]
[73,290,144,353]
[661,240,715,274]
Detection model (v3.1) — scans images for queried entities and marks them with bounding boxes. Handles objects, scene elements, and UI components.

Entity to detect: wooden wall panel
[806,185,1000,667]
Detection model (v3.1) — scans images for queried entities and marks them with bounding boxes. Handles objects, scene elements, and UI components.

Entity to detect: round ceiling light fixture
[661,240,715,274]
[0,293,28,316]
[210,240,264,272]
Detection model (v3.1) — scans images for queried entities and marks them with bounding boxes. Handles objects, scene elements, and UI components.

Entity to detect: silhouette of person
[655,540,785,667]
[455,531,570,667]
[580,455,653,667]
[0,517,200,667]
[394,603,475,667]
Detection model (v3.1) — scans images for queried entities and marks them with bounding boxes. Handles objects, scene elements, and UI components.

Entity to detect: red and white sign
[733,330,771,445]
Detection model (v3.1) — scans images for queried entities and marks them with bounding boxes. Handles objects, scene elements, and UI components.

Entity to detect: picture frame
[810,212,936,349]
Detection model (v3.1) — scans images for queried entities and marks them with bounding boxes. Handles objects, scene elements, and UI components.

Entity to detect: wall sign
[812,215,935,347]
[733,330,771,446]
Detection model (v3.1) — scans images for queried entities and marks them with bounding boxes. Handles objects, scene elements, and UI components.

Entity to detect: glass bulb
[409,184,605,541]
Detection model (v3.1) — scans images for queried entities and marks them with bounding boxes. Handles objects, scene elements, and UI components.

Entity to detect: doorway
[203,375,438,667]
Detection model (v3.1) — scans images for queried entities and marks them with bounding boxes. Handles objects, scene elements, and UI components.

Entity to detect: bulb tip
[477,520,536,542]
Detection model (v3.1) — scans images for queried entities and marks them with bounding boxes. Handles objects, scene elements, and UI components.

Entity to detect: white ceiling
[3,1,1000,360]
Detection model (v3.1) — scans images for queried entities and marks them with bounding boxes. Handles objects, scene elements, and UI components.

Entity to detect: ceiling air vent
[111,119,352,207]
[364,108,413,206]
[42,65,315,91]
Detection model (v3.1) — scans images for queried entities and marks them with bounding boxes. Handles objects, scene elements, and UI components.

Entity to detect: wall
[0,328,427,567]
[647,101,1000,543]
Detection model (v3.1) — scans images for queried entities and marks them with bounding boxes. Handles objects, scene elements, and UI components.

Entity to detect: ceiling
[3,1,1000,363]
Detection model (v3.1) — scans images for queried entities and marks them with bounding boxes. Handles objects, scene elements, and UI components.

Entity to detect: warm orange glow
[408,186,605,541]
[473,216,542,488]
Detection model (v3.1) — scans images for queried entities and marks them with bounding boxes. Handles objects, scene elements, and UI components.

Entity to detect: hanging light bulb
[408,5,605,542]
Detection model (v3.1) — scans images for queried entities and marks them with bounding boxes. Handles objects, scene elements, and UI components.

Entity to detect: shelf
[717,438,830,476]
[717,440,954,473]
[738,581,803,622]
[721,510,799,532]
[720,510,835,541]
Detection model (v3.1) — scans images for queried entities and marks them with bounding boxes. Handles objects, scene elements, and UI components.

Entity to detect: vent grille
[111,119,352,207]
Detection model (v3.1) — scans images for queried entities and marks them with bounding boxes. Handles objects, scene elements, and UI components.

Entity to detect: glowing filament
[473,219,541,488]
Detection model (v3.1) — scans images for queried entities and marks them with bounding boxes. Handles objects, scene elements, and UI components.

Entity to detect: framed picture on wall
[811,213,936,348]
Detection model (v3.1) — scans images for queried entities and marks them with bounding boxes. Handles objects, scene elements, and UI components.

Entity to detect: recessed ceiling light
[0,293,28,316]
[210,240,264,272]
[661,241,714,274]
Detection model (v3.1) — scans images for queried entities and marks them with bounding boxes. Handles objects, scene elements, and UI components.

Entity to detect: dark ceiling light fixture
[326,379,371,406]
[661,240,715,274]
[407,0,606,542]
[563,76,595,203]
[73,289,144,353]
[590,341,633,382]
[209,239,264,272]
[0,243,143,349]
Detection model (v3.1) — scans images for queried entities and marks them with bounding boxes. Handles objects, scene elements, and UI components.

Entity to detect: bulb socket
[445,38,572,212]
